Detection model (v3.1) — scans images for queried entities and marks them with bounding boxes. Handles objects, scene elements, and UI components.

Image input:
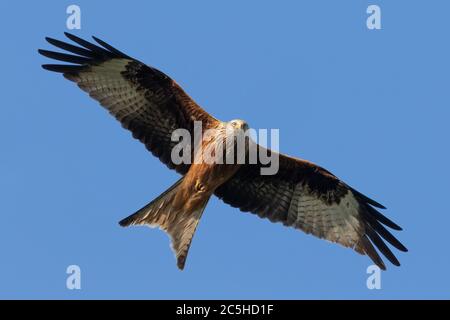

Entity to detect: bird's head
[224,119,251,156]
[228,119,249,132]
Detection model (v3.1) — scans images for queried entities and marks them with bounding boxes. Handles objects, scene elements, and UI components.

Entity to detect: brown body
[119,121,247,269]
[175,162,241,214]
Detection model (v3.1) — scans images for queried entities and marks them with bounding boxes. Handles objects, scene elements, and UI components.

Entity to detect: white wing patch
[287,184,363,249]
[66,60,148,117]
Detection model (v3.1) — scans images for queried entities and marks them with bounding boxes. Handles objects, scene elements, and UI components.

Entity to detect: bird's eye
[232,122,237,127]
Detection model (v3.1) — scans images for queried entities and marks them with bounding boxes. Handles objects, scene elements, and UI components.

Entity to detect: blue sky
[0,1,449,299]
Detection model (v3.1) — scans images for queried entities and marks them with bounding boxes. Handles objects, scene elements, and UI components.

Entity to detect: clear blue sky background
[0,1,449,299]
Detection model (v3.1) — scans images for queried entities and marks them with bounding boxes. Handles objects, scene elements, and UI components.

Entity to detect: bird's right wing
[215,148,407,270]
[39,33,219,174]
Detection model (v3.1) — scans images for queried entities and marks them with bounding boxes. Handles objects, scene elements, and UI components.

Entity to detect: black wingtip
[63,32,111,56]
[370,201,387,210]
[64,32,81,43]
[366,205,403,231]
[366,226,401,267]
[350,187,386,209]
[41,64,64,72]
[38,49,92,64]
[41,64,83,74]
[40,33,129,74]
[45,36,55,44]
[350,187,403,231]
[118,212,139,227]
[63,32,78,43]
[92,35,132,59]
[118,217,130,227]
[362,210,408,253]
[64,31,75,38]
[361,236,386,270]
[373,261,387,270]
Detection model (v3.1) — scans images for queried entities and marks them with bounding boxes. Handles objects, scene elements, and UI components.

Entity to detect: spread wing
[39,33,219,174]
[215,147,407,270]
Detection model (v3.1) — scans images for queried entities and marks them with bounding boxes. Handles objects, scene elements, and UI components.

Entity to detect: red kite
[39,33,407,270]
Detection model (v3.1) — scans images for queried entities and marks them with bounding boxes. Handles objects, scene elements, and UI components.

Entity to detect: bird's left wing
[39,33,219,174]
[214,148,407,270]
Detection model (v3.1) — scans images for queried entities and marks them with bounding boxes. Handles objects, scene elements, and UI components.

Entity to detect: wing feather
[215,149,407,270]
[39,33,218,174]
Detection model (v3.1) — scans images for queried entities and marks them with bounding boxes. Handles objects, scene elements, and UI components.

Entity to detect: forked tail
[119,177,209,270]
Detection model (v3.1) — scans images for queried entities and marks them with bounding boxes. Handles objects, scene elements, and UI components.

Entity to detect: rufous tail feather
[119,177,209,270]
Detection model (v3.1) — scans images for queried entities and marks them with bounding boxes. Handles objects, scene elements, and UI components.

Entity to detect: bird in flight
[39,33,407,270]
